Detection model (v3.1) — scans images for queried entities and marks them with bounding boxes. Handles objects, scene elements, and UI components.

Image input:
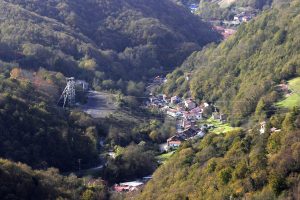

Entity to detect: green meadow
[276,77,300,109]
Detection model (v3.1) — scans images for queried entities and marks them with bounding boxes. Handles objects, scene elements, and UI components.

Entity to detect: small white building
[167,109,181,118]
[196,130,206,138]
[184,99,196,110]
[171,96,180,104]
[260,121,266,134]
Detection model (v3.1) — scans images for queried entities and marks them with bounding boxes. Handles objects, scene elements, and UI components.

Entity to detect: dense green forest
[163,0,300,124]
[0,0,219,93]
[1,0,300,199]
[0,159,108,200]
[138,110,300,199]
[0,65,100,171]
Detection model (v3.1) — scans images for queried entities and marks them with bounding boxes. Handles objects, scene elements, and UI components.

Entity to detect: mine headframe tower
[58,77,76,108]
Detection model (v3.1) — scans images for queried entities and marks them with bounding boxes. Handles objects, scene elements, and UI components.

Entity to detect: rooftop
[120,181,144,187]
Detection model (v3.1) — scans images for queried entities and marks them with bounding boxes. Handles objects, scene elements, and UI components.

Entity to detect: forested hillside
[139,110,300,199]
[0,159,108,200]
[0,65,100,171]
[0,0,219,92]
[0,0,220,178]
[139,1,300,198]
[163,0,300,124]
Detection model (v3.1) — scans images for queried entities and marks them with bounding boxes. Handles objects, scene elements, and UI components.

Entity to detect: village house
[181,119,192,129]
[260,121,266,134]
[220,114,227,122]
[190,107,203,120]
[148,96,166,108]
[160,106,169,112]
[242,15,251,22]
[179,128,198,139]
[167,135,184,148]
[212,112,220,120]
[185,72,192,81]
[167,128,198,148]
[233,15,241,21]
[212,112,227,122]
[171,96,180,104]
[176,103,185,112]
[196,130,206,138]
[162,94,168,102]
[233,12,255,24]
[113,181,144,192]
[167,109,182,118]
[184,99,196,110]
[107,151,116,159]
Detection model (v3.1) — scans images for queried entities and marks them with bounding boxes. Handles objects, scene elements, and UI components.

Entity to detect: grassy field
[276,77,300,109]
[156,151,175,163]
[202,118,238,134]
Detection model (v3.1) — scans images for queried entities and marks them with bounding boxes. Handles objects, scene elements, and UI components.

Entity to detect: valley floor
[80,91,117,118]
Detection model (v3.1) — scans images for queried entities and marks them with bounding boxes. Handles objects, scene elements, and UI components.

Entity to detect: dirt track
[81,91,117,118]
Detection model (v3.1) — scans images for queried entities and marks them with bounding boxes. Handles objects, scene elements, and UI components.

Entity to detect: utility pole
[58,77,76,108]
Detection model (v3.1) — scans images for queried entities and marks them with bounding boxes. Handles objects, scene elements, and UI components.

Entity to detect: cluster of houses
[233,11,256,23]
[208,10,257,40]
[147,94,228,150]
[113,176,152,193]
[222,11,256,26]
[167,127,205,149]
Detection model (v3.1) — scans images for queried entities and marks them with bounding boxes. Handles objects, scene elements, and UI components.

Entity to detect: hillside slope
[0,0,219,87]
[197,0,273,19]
[163,0,300,124]
[0,66,100,171]
[141,2,300,198]
[0,159,108,200]
[138,110,300,199]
